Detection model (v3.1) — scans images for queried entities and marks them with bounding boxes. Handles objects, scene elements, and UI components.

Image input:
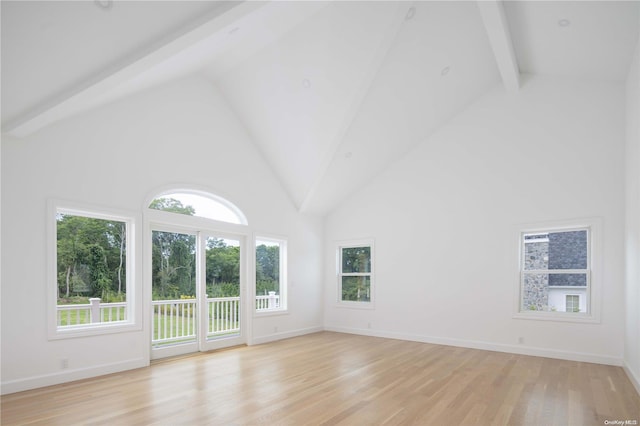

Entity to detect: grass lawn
[58,306,126,326]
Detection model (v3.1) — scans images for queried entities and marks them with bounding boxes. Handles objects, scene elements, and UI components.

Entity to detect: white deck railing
[151,296,243,346]
[256,292,280,311]
[207,296,240,337]
[57,298,126,326]
[58,293,280,346]
[152,298,198,345]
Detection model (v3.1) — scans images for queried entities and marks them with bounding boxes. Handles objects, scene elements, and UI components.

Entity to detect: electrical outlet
[367,322,372,329]
[518,337,524,344]
[274,326,278,333]
[61,358,69,369]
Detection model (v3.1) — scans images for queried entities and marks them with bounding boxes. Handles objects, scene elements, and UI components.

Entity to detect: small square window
[565,295,580,313]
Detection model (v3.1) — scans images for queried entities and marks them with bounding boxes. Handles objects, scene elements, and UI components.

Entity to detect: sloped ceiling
[2,1,638,215]
[505,1,639,82]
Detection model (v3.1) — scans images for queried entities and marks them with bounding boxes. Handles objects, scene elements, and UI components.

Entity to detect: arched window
[148,190,247,225]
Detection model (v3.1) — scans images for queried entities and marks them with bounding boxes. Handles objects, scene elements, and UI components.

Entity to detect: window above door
[148,190,247,225]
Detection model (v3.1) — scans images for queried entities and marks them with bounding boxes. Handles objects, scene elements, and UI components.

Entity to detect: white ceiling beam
[3,1,268,138]
[298,2,412,213]
[477,0,520,94]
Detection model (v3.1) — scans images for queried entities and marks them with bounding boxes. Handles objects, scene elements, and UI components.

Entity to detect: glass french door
[200,234,243,352]
[151,228,244,359]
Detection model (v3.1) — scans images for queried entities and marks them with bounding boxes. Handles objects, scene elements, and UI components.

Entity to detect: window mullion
[523,269,589,274]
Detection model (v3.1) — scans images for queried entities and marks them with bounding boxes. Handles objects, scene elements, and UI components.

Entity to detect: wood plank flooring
[2,332,639,425]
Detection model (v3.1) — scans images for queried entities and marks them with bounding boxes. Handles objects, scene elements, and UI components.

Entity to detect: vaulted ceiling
[2,1,638,215]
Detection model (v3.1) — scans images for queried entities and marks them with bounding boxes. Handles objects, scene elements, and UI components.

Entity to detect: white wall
[625,35,640,393]
[1,76,323,394]
[325,74,626,365]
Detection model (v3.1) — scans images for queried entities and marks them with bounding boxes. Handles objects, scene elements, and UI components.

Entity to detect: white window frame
[48,200,141,339]
[513,218,602,323]
[336,239,375,309]
[254,235,288,316]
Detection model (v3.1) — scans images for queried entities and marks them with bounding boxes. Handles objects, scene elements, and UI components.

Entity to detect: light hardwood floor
[2,332,639,425]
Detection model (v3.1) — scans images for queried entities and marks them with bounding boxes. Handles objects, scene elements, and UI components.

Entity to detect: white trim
[623,362,640,397]
[253,310,291,318]
[47,200,142,340]
[518,220,596,235]
[546,286,588,289]
[523,237,549,244]
[324,326,623,367]
[512,311,599,323]
[1,357,148,395]
[144,206,249,235]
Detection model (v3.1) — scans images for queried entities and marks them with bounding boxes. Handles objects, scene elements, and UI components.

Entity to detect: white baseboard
[623,362,640,396]
[4,328,627,396]
[1,358,148,395]
[250,326,323,346]
[324,325,623,366]
[2,327,323,395]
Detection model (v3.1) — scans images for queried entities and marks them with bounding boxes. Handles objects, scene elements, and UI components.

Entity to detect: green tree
[57,214,86,298]
[149,199,244,300]
[56,214,127,301]
[150,198,197,300]
[256,244,279,295]
[149,198,196,215]
[342,247,371,273]
[206,240,240,297]
[152,230,196,299]
[88,244,111,296]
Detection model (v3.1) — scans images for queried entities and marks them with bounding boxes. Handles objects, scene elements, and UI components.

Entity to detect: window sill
[49,321,140,340]
[513,311,600,324]
[547,285,588,289]
[254,309,289,318]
